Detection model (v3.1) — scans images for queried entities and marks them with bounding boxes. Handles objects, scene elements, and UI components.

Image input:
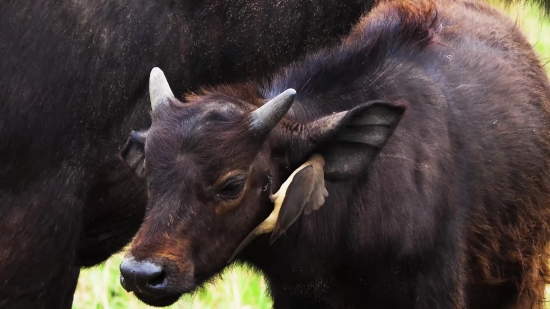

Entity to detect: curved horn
[149,67,175,110]
[249,88,296,133]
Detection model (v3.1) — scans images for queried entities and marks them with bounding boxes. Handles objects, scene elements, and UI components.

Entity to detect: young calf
[119,0,550,307]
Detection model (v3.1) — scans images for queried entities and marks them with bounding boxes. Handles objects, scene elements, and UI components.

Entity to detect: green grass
[72,253,272,309]
[72,3,550,309]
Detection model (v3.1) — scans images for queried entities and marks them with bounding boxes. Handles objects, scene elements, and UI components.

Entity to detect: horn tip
[285,88,297,96]
[150,67,165,82]
[151,66,163,74]
[149,66,175,111]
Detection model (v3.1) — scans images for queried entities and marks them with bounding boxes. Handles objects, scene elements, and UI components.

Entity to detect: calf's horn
[249,88,296,133]
[149,67,175,110]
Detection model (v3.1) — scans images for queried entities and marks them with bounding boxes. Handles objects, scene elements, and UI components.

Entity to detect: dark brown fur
[121,0,550,308]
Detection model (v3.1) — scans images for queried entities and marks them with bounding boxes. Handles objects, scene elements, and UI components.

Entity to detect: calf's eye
[219,175,246,199]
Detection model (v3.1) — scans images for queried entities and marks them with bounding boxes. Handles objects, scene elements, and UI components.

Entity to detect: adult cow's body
[0,1,378,308]
[119,0,550,308]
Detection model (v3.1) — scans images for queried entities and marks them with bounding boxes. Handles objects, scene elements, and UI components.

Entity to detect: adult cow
[0,1,382,308]
[118,0,550,308]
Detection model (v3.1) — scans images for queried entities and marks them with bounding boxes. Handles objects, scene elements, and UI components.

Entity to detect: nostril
[146,269,166,288]
[120,257,166,292]
[134,260,163,286]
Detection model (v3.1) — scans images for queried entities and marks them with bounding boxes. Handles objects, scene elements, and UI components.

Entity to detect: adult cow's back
[118,0,550,307]
[0,1,380,308]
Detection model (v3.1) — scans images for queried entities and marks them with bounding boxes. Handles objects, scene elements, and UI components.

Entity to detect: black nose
[120,258,167,294]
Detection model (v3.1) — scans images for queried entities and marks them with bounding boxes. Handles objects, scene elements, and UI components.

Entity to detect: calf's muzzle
[119,257,167,295]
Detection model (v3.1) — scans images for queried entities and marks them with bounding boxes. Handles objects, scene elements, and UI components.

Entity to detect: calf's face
[118,68,405,306]
[117,72,287,306]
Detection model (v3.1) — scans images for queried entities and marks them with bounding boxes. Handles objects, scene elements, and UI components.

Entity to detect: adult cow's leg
[0,166,83,309]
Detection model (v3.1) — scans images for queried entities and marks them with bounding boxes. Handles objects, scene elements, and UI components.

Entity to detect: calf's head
[118,67,405,306]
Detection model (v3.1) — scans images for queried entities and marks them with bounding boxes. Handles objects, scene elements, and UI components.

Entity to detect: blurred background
[71,1,550,308]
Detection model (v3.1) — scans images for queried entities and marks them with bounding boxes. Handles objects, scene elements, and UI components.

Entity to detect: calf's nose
[119,257,166,294]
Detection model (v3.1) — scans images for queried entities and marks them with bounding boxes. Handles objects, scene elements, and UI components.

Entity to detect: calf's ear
[119,131,148,178]
[298,100,406,180]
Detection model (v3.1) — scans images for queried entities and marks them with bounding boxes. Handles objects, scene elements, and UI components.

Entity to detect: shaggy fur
[121,0,550,308]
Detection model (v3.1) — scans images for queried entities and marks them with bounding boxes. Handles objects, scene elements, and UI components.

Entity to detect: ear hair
[281,100,406,180]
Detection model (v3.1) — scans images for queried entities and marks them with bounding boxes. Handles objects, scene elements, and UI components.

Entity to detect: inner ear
[119,130,148,178]
[295,100,406,180]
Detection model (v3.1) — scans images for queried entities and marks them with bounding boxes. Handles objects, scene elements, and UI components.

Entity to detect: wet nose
[119,257,167,294]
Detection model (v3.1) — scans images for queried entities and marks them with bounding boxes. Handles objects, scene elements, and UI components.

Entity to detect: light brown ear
[303,155,328,215]
[303,171,328,215]
[269,156,327,244]
[269,166,315,244]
